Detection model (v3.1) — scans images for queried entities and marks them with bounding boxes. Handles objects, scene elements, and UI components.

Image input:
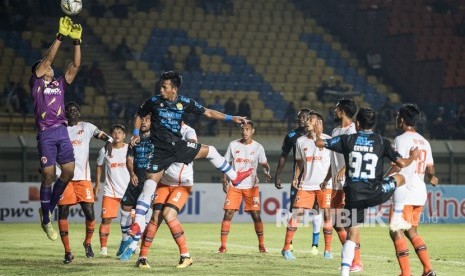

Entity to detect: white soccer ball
[61,0,82,16]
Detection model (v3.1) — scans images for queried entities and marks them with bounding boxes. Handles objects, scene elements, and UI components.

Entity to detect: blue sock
[312,232,320,247]
[49,178,67,213]
[40,186,52,224]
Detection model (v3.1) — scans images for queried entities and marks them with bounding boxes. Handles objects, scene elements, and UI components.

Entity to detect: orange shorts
[101,196,121,219]
[224,186,260,211]
[58,180,94,206]
[403,205,423,227]
[331,190,345,209]
[294,190,331,209]
[153,184,192,212]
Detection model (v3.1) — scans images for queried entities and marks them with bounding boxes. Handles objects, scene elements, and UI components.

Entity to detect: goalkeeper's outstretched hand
[58,16,73,36]
[69,24,82,43]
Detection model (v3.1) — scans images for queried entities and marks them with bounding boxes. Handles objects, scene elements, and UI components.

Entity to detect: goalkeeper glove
[57,16,73,40]
[69,24,83,45]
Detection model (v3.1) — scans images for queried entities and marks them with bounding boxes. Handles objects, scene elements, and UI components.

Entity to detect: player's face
[44,65,54,79]
[297,112,309,128]
[65,105,80,121]
[160,80,177,101]
[334,106,343,123]
[306,115,317,132]
[111,128,126,143]
[241,124,254,141]
[140,115,151,133]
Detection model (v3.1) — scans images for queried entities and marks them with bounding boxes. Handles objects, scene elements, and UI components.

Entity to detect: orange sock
[254,221,264,246]
[167,219,188,255]
[411,235,432,273]
[58,219,71,252]
[85,219,95,244]
[140,221,159,258]
[323,221,333,252]
[220,220,231,248]
[336,228,347,245]
[353,236,362,266]
[283,218,298,251]
[99,223,110,248]
[394,237,411,276]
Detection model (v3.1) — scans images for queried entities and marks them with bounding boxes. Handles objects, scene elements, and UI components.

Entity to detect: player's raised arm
[203,107,248,124]
[64,23,82,84]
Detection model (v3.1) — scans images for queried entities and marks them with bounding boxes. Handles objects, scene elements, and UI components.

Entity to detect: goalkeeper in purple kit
[30,16,82,241]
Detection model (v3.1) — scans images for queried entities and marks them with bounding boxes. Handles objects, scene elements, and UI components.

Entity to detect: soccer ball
[61,0,82,16]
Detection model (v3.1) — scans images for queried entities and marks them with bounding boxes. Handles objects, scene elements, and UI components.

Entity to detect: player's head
[240,120,255,141]
[356,107,377,130]
[397,103,421,129]
[307,110,324,133]
[159,71,182,100]
[110,124,126,143]
[65,101,80,122]
[297,108,311,128]
[31,60,54,79]
[334,98,357,123]
[140,114,151,134]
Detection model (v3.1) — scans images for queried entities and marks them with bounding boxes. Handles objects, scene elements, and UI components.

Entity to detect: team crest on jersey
[250,151,255,155]
[41,156,48,164]
[160,103,164,107]
[176,102,183,110]
[235,150,240,154]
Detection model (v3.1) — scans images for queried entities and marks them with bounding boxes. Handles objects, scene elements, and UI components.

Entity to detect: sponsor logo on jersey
[235,158,254,164]
[43,87,62,95]
[110,162,126,168]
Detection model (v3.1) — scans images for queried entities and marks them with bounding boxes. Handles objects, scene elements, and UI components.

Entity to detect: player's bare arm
[64,23,82,84]
[292,159,303,189]
[130,115,143,146]
[274,154,287,189]
[203,108,248,124]
[426,165,439,186]
[395,147,420,168]
[127,156,138,186]
[261,163,271,182]
[320,166,332,190]
[94,165,102,196]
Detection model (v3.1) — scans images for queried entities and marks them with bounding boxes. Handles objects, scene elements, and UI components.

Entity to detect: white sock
[313,212,323,233]
[134,179,157,227]
[181,252,190,257]
[341,240,356,270]
[392,189,405,220]
[206,145,237,180]
[120,209,132,241]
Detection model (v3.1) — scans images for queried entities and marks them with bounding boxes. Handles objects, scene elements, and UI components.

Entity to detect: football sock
[140,221,159,258]
[120,210,132,241]
[207,146,237,180]
[341,240,356,269]
[411,235,432,273]
[85,219,95,244]
[254,221,264,246]
[167,218,188,255]
[49,178,67,212]
[312,212,322,246]
[134,179,156,229]
[323,221,333,251]
[283,218,298,251]
[394,237,411,276]
[220,220,231,248]
[58,219,71,252]
[40,186,52,224]
[99,223,110,248]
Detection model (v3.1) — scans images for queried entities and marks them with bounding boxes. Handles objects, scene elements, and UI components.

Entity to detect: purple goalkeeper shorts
[36,125,75,168]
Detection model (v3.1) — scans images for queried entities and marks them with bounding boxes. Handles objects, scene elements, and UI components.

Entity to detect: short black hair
[336,98,357,118]
[242,120,255,128]
[65,101,80,112]
[356,107,377,129]
[160,71,182,89]
[110,124,126,132]
[31,60,42,74]
[309,110,324,123]
[398,103,421,127]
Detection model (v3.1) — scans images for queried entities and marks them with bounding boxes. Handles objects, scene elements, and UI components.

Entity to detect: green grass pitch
[0,223,464,275]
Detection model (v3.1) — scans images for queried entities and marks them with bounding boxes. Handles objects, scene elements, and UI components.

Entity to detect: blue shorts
[36,125,75,168]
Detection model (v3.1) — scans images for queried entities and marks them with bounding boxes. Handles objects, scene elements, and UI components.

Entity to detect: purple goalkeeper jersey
[29,74,68,131]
